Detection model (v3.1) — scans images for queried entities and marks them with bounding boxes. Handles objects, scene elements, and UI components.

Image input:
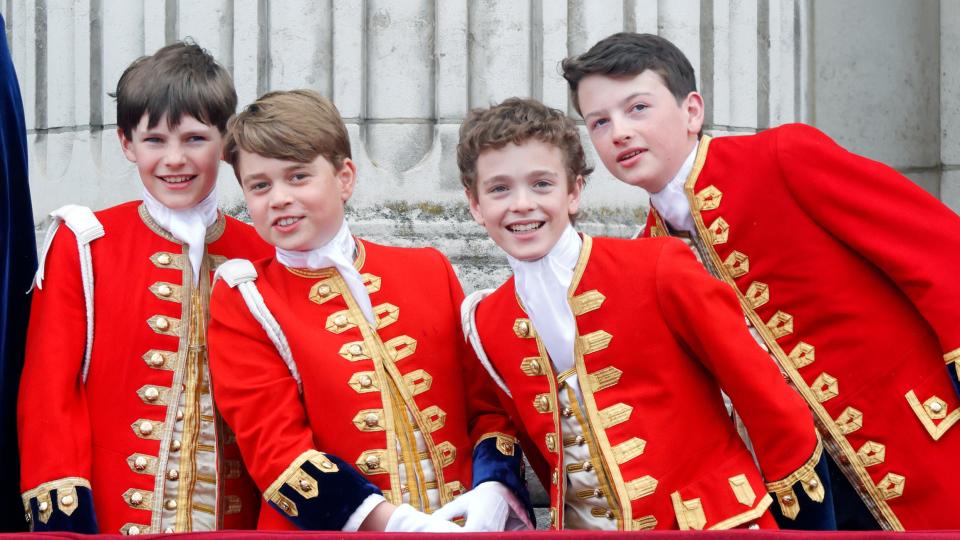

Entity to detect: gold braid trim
[22,477,92,502]
[264,449,325,501]
[473,432,518,449]
[944,347,960,364]
[708,493,773,530]
[764,434,823,492]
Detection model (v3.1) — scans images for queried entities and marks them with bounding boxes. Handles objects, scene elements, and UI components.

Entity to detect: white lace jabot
[648,141,699,235]
[142,187,218,284]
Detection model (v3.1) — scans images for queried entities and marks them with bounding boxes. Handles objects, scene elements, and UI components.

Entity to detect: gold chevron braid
[681,135,902,531]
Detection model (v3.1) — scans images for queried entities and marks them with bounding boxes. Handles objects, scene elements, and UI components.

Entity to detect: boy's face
[119,114,222,210]
[578,70,703,193]
[468,139,582,262]
[238,150,356,251]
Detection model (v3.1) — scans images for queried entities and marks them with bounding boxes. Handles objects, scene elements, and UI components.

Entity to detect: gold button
[164,499,177,510]
[561,407,573,417]
[24,512,31,523]
[365,455,381,469]
[167,469,179,481]
[930,402,944,413]
[157,284,172,297]
[808,478,819,488]
[575,435,585,445]
[299,479,312,491]
[582,461,593,472]
[359,375,373,388]
[134,456,148,470]
[60,494,74,506]
[605,510,614,520]
[164,527,174,534]
[349,344,363,356]
[279,501,289,510]
[782,494,795,505]
[334,315,348,327]
[517,321,529,336]
[364,413,379,427]
[317,284,331,297]
[530,359,541,373]
[138,421,153,435]
[536,395,549,409]
[593,488,603,498]
[128,525,142,535]
[157,253,172,265]
[130,492,143,505]
[38,501,49,512]
[176,409,184,421]
[144,387,160,401]
[149,352,165,367]
[171,440,181,452]
[155,317,170,331]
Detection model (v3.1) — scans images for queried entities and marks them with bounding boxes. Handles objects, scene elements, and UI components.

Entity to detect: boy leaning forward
[458,98,831,531]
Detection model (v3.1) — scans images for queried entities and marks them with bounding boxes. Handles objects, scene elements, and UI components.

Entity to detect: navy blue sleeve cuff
[768,452,837,531]
[471,435,533,521]
[24,482,98,533]
[265,450,381,530]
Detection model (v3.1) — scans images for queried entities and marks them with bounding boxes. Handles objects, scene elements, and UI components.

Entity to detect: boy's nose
[269,185,293,207]
[611,120,632,145]
[164,146,186,166]
[511,187,535,211]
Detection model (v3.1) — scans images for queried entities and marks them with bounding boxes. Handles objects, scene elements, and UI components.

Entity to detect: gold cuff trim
[474,432,518,456]
[765,435,823,492]
[671,492,706,530]
[264,449,340,501]
[22,477,91,503]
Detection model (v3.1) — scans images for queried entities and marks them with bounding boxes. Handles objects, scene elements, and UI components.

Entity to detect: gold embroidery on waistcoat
[744,281,769,309]
[570,290,605,316]
[810,372,839,403]
[402,369,433,395]
[856,441,886,467]
[611,437,646,464]
[876,473,905,500]
[905,390,960,440]
[765,311,794,339]
[728,474,757,506]
[835,407,863,434]
[224,495,242,514]
[722,251,749,278]
[588,366,623,392]
[788,342,815,369]
[707,217,729,245]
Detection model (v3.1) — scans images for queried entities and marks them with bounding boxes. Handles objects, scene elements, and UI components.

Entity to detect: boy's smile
[468,140,582,262]
[119,114,222,209]
[578,69,702,193]
[239,151,356,252]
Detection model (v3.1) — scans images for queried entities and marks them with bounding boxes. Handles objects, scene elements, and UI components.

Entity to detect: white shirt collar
[142,187,219,284]
[648,140,699,235]
[275,219,375,325]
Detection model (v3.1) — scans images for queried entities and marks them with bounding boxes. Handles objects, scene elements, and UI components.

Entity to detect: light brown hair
[114,40,237,138]
[457,97,591,197]
[223,89,351,180]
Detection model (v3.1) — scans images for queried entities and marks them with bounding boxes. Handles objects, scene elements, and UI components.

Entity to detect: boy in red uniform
[18,42,271,533]
[207,89,530,532]
[457,97,830,531]
[562,32,960,530]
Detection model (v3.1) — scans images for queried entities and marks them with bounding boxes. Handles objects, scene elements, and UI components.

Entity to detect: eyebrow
[241,163,305,184]
[583,92,652,121]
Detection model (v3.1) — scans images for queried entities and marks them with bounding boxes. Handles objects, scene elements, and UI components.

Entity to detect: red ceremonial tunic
[644,124,960,530]
[18,201,271,534]
[473,234,820,531]
[207,239,518,530]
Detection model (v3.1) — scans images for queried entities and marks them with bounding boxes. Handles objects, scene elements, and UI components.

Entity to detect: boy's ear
[683,91,705,136]
[117,128,137,163]
[568,175,585,215]
[336,158,358,202]
[466,189,485,226]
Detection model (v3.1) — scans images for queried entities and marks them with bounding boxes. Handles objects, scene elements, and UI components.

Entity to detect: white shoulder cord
[33,205,104,383]
[214,259,302,393]
[460,289,512,398]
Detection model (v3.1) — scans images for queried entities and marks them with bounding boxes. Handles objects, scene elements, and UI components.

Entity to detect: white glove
[432,481,534,532]
[384,503,465,533]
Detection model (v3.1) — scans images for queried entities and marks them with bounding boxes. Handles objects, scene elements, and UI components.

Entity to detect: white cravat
[275,219,375,325]
[142,187,219,284]
[648,141,699,235]
[506,225,582,375]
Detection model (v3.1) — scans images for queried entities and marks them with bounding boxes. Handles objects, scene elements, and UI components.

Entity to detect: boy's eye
[291,173,308,182]
[187,135,207,143]
[533,179,554,189]
[247,181,269,192]
[143,136,163,143]
[630,103,647,113]
[488,184,508,194]
[590,118,608,130]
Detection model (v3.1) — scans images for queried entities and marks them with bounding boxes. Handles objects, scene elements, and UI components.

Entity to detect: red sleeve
[778,123,960,356]
[18,226,93,490]
[207,279,317,493]
[654,238,818,482]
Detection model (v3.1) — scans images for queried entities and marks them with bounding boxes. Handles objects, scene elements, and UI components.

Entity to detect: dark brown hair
[561,32,697,115]
[223,89,351,180]
[457,97,591,196]
[114,40,237,138]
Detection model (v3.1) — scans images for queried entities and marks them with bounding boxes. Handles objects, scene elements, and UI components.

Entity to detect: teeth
[161,175,193,184]
[509,222,542,232]
[619,150,642,161]
[277,217,300,227]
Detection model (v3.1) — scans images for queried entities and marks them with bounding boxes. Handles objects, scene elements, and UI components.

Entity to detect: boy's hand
[432,481,534,532]
[383,503,465,533]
